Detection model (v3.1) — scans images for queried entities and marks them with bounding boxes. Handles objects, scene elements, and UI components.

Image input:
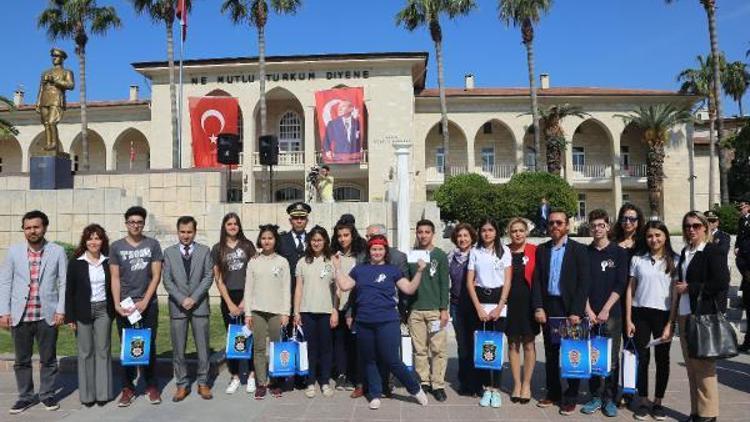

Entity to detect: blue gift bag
[590,334,612,376]
[473,330,504,370]
[294,327,309,376]
[560,338,591,379]
[120,328,152,366]
[225,323,253,360]
[269,333,298,378]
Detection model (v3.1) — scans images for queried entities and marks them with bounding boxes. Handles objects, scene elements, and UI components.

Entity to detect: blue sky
[4,0,749,115]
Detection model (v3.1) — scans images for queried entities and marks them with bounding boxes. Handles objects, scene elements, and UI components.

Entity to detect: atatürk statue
[36,48,74,154]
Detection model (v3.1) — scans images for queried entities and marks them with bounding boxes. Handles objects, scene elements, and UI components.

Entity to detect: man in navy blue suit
[323,100,360,161]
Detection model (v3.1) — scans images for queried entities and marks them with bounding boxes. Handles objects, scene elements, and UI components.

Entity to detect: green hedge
[710,203,740,235]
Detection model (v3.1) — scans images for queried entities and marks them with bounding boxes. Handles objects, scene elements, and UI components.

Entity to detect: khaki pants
[408,309,447,389]
[252,311,282,386]
[678,316,719,418]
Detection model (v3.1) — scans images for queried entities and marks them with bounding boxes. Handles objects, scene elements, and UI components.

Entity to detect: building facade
[1,51,706,228]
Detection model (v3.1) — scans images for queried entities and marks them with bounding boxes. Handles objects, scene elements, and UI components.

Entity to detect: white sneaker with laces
[369,398,381,410]
[225,378,241,394]
[246,377,256,394]
[305,385,316,398]
[415,389,429,406]
[322,384,334,397]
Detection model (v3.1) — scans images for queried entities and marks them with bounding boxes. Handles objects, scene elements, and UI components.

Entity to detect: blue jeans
[356,320,420,399]
[450,302,475,392]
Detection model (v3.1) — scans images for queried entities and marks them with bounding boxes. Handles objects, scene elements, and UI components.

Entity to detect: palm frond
[221,0,250,24]
[498,0,552,27]
[271,0,302,14]
[395,1,425,31]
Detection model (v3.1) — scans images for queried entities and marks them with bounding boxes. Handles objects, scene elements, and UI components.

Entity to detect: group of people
[0,199,748,422]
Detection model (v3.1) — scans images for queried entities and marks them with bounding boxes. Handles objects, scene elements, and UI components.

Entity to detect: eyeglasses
[591,223,608,230]
[683,223,704,231]
[548,220,566,227]
[126,220,145,226]
[620,216,638,224]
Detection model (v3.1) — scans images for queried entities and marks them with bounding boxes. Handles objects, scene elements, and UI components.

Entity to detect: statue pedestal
[30,155,74,190]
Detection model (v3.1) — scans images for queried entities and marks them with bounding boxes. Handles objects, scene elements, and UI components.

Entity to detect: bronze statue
[35,48,74,154]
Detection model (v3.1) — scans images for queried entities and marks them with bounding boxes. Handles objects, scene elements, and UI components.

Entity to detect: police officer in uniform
[705,210,731,319]
[735,200,750,352]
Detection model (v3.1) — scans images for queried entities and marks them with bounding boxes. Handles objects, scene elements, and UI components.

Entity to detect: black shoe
[421,384,433,394]
[738,342,750,353]
[432,388,447,402]
[96,401,108,407]
[511,396,521,403]
[41,397,59,411]
[651,404,667,421]
[680,415,697,422]
[694,417,716,422]
[634,405,650,421]
[335,375,347,391]
[9,399,36,415]
[82,402,95,408]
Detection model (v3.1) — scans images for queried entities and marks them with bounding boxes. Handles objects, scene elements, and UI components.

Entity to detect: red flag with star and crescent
[188,96,239,168]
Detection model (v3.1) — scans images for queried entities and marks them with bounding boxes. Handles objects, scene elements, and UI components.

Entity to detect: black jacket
[279,230,307,306]
[64,257,114,324]
[710,229,731,257]
[678,242,730,314]
[531,237,590,318]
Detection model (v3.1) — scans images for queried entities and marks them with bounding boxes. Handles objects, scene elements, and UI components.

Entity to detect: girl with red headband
[333,234,429,410]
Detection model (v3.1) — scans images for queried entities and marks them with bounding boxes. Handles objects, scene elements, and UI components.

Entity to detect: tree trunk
[78,45,88,171]
[258,24,267,136]
[739,99,744,117]
[705,2,728,203]
[646,144,665,219]
[167,20,179,169]
[707,104,716,207]
[431,21,449,177]
[546,139,562,175]
[525,39,541,172]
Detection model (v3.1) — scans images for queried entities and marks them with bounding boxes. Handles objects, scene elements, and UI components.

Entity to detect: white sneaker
[246,377,256,393]
[225,377,241,394]
[369,398,381,410]
[305,385,316,398]
[415,389,428,406]
[322,384,334,398]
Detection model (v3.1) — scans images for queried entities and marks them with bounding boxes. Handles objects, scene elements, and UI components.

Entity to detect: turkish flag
[315,87,365,164]
[188,96,239,168]
[175,0,188,41]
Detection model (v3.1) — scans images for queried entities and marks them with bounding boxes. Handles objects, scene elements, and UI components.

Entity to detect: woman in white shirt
[65,224,113,406]
[625,221,678,421]
[466,218,512,408]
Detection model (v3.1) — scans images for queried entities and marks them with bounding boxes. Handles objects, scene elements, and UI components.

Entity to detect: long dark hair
[73,224,110,258]
[218,213,256,278]
[331,222,366,257]
[476,217,504,260]
[304,225,332,264]
[256,224,281,253]
[643,220,676,276]
[613,203,645,247]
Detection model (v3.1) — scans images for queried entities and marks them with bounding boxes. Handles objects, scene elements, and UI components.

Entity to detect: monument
[31,48,75,189]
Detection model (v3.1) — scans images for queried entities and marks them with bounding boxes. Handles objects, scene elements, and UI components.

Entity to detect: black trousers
[632,307,671,399]
[333,309,358,383]
[542,296,580,404]
[116,301,158,390]
[220,289,253,377]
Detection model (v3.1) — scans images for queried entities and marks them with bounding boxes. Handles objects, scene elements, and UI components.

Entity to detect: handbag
[225,316,253,360]
[294,326,309,376]
[685,289,738,360]
[120,323,152,366]
[269,329,298,378]
[473,323,504,370]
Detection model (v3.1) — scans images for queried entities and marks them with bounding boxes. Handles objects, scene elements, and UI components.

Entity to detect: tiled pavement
[1,333,749,422]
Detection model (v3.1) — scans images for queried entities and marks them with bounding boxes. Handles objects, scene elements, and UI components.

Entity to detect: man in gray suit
[0,210,67,414]
[162,216,214,402]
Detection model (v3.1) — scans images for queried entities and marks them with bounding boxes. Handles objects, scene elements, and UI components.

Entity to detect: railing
[425,165,468,182]
[620,163,647,178]
[314,150,369,165]
[479,164,516,180]
[572,164,611,179]
[252,151,305,167]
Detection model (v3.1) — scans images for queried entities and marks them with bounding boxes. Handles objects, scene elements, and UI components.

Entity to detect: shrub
[54,241,76,259]
[434,173,498,228]
[498,172,577,227]
[710,203,740,235]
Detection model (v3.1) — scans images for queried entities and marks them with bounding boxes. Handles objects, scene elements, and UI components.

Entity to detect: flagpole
[178,19,185,169]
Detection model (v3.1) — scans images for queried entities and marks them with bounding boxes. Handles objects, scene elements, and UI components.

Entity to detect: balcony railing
[620,163,647,178]
[478,164,516,180]
[314,150,369,165]
[572,164,611,179]
[425,165,468,182]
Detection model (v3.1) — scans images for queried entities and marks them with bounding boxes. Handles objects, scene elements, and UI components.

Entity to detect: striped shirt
[23,247,44,322]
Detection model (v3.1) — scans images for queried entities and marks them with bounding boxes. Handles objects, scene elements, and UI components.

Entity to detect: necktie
[183,244,190,259]
[296,234,304,254]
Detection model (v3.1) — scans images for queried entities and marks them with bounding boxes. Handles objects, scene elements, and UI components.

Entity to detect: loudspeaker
[259,135,279,166]
[217,134,240,165]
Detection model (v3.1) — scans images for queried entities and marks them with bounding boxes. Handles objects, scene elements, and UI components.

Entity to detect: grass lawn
[0,304,229,359]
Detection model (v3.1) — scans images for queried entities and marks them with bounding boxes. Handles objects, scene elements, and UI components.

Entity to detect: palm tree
[132,0,191,169]
[498,0,552,172]
[677,53,726,207]
[666,0,727,204]
[0,96,19,138]
[722,60,749,117]
[38,0,121,171]
[396,0,477,176]
[538,104,588,175]
[616,104,693,218]
[221,0,302,137]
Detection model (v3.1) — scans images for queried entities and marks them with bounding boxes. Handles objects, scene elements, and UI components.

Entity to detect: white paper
[647,337,670,348]
[401,336,413,367]
[241,326,253,338]
[482,303,507,318]
[120,297,142,324]
[429,320,441,333]
[407,249,430,264]
[298,341,309,372]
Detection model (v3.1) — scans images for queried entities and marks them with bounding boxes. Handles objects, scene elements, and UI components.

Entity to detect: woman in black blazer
[673,211,729,422]
[64,224,114,406]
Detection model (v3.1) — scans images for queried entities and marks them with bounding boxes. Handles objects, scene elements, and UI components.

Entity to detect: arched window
[334,186,362,202]
[278,111,302,152]
[524,146,536,170]
[275,186,304,202]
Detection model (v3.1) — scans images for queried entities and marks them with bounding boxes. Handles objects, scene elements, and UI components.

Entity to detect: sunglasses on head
[548,220,566,227]
[620,216,638,224]
[683,223,704,231]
